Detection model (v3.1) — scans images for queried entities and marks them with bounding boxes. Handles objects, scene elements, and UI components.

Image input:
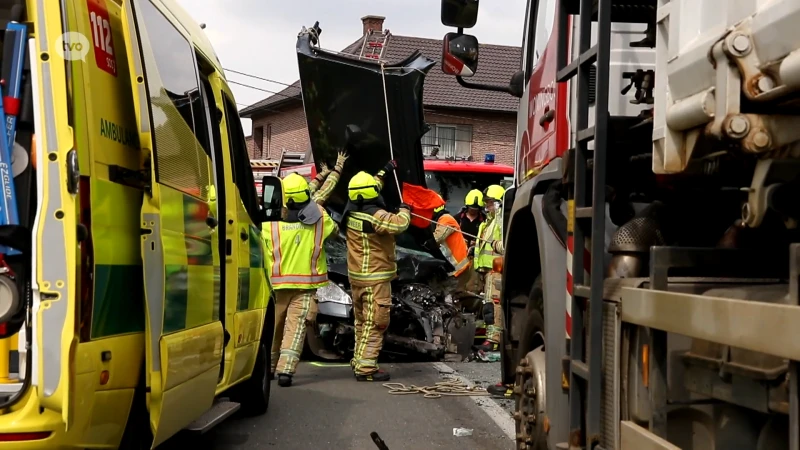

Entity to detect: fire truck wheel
[234,299,275,416]
[502,275,544,385]
[514,346,547,450]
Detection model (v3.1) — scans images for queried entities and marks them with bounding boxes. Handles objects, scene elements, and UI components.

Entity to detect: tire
[235,301,275,416]
[502,275,544,385]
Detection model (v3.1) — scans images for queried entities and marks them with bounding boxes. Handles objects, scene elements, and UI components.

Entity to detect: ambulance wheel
[236,301,274,416]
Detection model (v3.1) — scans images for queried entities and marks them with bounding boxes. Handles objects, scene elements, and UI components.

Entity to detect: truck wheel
[515,346,547,450]
[502,275,544,384]
[235,301,275,416]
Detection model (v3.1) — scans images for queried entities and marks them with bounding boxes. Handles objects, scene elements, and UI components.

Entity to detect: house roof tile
[239,32,522,118]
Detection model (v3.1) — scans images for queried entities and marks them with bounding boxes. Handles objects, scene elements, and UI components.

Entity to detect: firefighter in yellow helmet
[458,189,486,248]
[343,160,410,381]
[472,184,506,354]
[263,151,347,387]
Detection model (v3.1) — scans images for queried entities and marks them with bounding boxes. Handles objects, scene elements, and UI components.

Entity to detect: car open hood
[296,25,435,213]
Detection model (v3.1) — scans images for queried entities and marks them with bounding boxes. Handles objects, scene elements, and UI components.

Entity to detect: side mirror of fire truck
[261,175,284,222]
[441,32,479,77]
[441,0,479,28]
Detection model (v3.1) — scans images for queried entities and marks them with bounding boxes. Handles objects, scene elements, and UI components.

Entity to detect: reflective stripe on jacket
[345,207,411,286]
[434,213,469,277]
[262,203,337,289]
[474,215,502,272]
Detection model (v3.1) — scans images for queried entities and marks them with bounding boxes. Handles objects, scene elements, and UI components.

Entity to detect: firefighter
[264,151,348,387]
[343,160,411,382]
[458,189,486,247]
[423,201,471,290]
[471,184,505,291]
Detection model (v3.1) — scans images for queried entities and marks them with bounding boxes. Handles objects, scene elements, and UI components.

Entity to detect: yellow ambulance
[0,0,278,448]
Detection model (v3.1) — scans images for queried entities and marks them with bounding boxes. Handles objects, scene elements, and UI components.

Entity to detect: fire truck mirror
[440,0,479,28]
[441,32,479,78]
[261,175,284,222]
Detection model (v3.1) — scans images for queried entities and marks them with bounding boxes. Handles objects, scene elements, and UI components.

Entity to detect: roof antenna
[200,23,206,29]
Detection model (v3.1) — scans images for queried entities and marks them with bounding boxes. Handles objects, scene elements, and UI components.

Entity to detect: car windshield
[424,170,513,212]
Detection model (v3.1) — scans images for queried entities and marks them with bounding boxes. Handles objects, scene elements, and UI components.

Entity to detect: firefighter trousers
[350,282,392,375]
[271,289,318,375]
[485,299,504,343]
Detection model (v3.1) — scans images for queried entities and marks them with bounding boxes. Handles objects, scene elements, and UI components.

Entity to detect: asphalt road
[162,360,516,450]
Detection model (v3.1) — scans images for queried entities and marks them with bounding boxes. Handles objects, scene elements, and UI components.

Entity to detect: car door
[120,1,223,446]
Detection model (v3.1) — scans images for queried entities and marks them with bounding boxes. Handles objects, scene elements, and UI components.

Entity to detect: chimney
[361,15,385,36]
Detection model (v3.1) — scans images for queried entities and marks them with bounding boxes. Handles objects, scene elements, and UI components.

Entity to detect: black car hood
[296,26,435,212]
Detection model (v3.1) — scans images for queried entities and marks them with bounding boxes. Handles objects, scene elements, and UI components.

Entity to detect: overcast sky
[174,0,527,134]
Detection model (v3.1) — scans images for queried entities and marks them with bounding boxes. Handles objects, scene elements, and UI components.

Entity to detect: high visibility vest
[474,216,502,272]
[263,213,335,289]
[437,214,469,277]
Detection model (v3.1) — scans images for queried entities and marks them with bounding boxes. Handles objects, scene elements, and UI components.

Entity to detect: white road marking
[432,362,515,441]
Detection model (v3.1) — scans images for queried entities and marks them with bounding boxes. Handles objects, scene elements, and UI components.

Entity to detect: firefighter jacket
[343,197,411,287]
[263,202,338,290]
[474,213,503,272]
[432,212,470,277]
[309,167,341,205]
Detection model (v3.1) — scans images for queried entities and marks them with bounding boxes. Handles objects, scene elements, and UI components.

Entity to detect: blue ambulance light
[484,153,495,163]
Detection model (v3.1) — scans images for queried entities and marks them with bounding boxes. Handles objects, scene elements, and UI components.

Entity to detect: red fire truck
[440,0,800,449]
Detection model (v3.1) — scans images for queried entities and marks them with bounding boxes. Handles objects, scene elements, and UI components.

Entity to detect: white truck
[438,0,800,449]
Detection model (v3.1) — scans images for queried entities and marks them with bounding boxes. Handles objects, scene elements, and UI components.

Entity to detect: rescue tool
[2,22,27,151]
[0,86,19,256]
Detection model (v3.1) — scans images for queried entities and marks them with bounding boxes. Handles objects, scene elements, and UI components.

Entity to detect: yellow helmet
[283,173,310,204]
[348,171,380,201]
[465,189,484,208]
[485,184,505,202]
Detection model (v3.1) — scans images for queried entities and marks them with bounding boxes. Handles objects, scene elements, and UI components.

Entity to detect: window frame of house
[253,125,264,157]
[421,123,472,159]
[265,123,272,158]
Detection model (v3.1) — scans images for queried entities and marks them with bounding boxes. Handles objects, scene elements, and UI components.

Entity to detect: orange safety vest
[438,214,469,277]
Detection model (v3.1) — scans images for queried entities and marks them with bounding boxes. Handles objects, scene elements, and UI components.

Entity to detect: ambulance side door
[120,1,223,446]
[219,89,267,384]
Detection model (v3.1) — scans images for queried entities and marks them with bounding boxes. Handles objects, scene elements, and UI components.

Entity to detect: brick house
[240,16,522,166]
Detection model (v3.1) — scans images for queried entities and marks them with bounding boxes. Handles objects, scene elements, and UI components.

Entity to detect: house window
[266,124,272,157]
[254,126,264,157]
[421,123,472,159]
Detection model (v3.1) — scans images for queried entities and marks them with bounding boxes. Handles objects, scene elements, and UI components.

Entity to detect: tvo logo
[54,32,90,62]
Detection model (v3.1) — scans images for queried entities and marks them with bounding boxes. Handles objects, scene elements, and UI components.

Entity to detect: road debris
[453,428,474,437]
[382,378,488,399]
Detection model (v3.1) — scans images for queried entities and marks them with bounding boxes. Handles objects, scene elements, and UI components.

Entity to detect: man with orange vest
[424,202,470,290]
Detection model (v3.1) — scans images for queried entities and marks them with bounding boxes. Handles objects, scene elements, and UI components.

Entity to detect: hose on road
[382,379,488,399]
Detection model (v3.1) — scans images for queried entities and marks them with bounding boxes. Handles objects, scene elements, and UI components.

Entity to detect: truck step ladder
[358,29,391,61]
[555,0,655,448]
[184,400,240,434]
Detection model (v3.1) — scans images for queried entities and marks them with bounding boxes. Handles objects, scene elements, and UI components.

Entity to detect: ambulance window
[223,95,261,225]
[136,0,214,200]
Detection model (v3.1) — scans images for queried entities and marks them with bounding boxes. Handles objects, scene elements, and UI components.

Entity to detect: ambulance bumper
[0,388,68,449]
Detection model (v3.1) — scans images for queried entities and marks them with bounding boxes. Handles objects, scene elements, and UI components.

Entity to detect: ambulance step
[184,400,240,434]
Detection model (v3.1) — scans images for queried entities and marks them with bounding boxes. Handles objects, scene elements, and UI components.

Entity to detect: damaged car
[259,22,483,362]
[305,236,482,361]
